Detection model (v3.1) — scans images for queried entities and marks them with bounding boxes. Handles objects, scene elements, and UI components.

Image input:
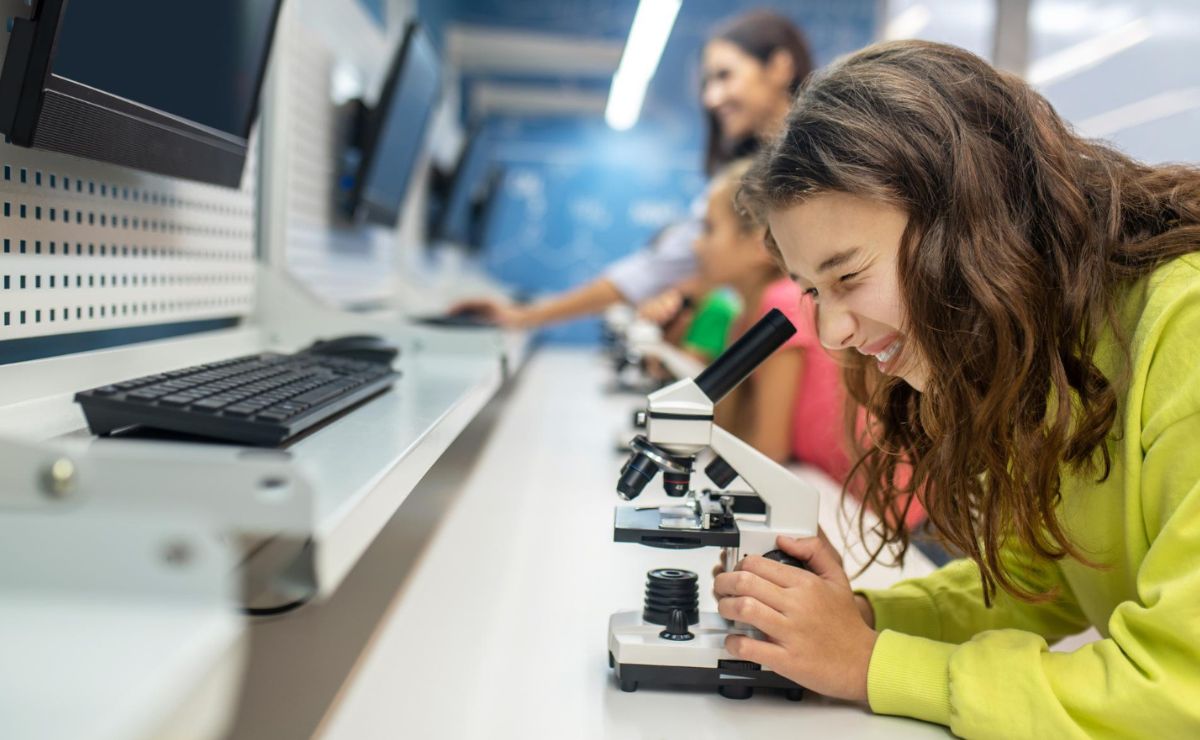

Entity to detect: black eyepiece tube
[693,308,796,403]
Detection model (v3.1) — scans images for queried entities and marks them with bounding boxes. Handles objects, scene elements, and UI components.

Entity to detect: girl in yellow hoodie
[720,40,1200,738]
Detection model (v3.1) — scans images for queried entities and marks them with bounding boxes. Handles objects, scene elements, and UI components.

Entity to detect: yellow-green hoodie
[861,254,1200,738]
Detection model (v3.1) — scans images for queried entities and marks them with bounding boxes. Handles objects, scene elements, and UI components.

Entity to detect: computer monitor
[0,0,281,188]
[465,165,504,253]
[428,128,485,245]
[347,22,441,227]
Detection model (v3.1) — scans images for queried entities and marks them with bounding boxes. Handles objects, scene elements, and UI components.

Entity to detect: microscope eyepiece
[693,308,796,403]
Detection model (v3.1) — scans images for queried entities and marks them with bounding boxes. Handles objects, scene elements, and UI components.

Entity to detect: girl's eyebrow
[816,247,861,274]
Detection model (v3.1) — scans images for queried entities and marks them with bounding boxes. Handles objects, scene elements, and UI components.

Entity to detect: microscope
[607,308,820,701]
[602,299,697,396]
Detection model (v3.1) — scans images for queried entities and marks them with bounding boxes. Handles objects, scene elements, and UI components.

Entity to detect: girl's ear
[765,49,796,92]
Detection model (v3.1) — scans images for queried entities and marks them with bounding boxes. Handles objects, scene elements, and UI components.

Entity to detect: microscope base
[608,610,804,701]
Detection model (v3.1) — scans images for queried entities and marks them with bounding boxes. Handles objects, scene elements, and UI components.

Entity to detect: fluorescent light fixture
[883,4,931,41]
[605,0,682,131]
[1077,87,1200,137]
[1028,18,1152,86]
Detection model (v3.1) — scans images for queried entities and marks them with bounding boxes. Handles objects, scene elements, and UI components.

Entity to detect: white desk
[311,349,948,739]
[0,514,245,740]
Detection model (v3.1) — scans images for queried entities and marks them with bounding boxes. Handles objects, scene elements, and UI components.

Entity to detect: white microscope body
[607,309,820,700]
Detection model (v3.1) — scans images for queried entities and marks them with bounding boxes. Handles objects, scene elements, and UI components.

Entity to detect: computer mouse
[303,334,399,365]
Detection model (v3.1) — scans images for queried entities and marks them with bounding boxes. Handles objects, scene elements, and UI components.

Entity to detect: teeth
[874,339,901,363]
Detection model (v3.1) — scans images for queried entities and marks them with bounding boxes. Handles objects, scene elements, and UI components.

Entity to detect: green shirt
[682,290,740,362]
[861,254,1200,737]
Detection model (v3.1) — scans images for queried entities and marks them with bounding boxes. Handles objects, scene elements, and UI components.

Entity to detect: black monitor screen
[467,166,504,251]
[433,132,485,244]
[356,24,441,226]
[51,0,278,137]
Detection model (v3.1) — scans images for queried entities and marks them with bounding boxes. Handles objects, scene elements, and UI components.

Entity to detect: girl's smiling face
[767,191,931,391]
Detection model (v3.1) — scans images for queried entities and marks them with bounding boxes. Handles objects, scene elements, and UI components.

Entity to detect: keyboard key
[159,395,195,406]
[127,388,167,401]
[192,398,230,411]
[292,379,357,406]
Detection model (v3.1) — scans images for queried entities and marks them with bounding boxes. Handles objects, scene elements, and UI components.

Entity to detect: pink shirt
[758,279,853,483]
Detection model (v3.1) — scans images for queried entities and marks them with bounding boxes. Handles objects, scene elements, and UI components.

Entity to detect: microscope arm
[709,424,819,537]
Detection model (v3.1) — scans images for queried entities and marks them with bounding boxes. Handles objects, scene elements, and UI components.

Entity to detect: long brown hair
[704,10,814,175]
[740,40,1200,602]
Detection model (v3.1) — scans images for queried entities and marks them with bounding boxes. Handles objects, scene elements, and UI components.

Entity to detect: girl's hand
[713,534,878,702]
[637,289,685,325]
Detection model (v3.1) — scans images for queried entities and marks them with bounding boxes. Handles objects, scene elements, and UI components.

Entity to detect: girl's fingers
[716,595,789,639]
[714,569,791,613]
[725,633,789,670]
[773,535,849,585]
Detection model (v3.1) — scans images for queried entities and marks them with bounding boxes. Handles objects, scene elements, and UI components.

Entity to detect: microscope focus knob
[763,550,810,570]
[660,607,695,641]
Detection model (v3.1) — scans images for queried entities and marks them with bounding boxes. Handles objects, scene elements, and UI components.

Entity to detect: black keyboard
[75,352,399,446]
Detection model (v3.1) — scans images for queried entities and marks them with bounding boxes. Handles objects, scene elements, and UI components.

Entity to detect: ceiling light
[605,0,682,131]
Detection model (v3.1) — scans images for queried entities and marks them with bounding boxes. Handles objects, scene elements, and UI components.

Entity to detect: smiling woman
[729,39,1200,736]
[701,10,813,176]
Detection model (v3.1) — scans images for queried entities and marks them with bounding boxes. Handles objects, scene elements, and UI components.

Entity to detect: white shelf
[0,267,529,737]
[1,597,244,740]
[295,349,504,594]
[0,511,246,740]
[0,269,529,600]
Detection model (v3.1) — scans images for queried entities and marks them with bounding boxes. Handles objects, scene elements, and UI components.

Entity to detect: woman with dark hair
[701,9,812,176]
[722,39,1200,735]
[451,10,813,329]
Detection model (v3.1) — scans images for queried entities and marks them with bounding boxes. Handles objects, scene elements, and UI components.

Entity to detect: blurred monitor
[0,0,281,187]
[428,127,487,246]
[463,165,504,253]
[347,22,441,227]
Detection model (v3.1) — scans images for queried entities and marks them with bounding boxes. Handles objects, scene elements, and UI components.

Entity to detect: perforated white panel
[0,136,257,342]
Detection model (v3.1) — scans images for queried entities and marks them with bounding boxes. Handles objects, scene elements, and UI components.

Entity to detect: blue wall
[479,117,708,343]
[424,1,878,343]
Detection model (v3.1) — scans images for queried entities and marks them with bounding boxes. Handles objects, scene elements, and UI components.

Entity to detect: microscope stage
[613,506,739,549]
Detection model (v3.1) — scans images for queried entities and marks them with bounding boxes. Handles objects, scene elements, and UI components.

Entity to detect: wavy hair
[739,40,1200,602]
